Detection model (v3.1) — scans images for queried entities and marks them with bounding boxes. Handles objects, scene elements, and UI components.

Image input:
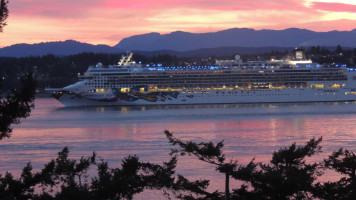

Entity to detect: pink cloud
[311,2,356,13]
[190,0,305,11]
[9,0,308,20]
[10,0,102,18]
[101,0,305,11]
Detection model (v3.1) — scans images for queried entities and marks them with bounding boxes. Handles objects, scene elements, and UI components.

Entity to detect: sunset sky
[1,0,356,48]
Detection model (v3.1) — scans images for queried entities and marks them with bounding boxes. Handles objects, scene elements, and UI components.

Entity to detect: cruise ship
[48,49,356,107]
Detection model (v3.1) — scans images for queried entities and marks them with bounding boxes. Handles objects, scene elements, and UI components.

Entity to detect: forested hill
[115,28,356,51]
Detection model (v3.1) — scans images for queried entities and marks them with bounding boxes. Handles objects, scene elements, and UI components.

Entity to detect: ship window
[327,84,345,88]
[311,84,324,89]
[345,92,356,95]
[95,88,110,93]
[121,88,130,93]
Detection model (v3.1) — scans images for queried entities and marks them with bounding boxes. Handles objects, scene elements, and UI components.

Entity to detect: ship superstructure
[49,50,356,106]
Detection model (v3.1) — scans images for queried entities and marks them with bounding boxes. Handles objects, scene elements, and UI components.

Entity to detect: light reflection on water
[2,98,356,198]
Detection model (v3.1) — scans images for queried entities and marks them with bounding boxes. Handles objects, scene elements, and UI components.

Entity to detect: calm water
[2,98,356,198]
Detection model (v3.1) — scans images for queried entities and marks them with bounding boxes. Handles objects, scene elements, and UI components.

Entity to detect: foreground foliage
[234,137,322,200]
[0,73,37,139]
[0,147,211,200]
[1,132,356,199]
[315,148,356,200]
[0,0,8,32]
[166,131,324,200]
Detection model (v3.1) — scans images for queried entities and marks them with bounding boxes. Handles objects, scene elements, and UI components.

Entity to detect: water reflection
[55,101,356,111]
[2,98,356,197]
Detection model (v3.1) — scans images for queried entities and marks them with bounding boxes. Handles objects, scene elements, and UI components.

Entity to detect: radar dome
[235,55,240,60]
[95,62,103,68]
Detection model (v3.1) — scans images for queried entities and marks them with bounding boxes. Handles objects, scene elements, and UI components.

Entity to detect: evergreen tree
[0,146,213,199]
[165,129,238,199]
[0,147,96,199]
[0,0,8,32]
[165,130,324,200]
[335,45,343,54]
[235,137,323,200]
[315,148,356,199]
[0,73,37,139]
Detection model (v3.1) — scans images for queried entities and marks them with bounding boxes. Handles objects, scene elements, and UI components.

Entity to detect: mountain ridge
[115,28,356,51]
[0,40,123,57]
[1,28,356,57]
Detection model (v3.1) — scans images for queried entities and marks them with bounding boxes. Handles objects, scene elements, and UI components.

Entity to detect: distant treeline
[0,46,355,91]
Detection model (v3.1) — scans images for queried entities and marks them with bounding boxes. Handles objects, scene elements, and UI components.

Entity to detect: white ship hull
[56,85,356,107]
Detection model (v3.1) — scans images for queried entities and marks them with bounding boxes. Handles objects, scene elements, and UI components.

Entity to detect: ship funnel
[294,47,305,60]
